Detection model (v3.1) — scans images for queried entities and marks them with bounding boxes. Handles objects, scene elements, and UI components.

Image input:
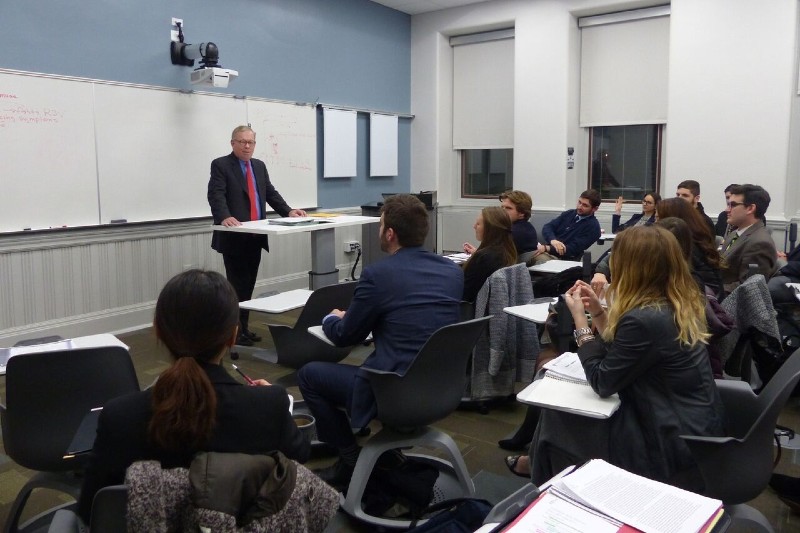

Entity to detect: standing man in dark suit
[721,183,777,294]
[208,125,307,346]
[297,195,464,490]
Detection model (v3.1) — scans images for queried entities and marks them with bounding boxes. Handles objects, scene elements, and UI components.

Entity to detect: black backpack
[544,296,577,353]
[531,266,584,298]
[775,303,800,354]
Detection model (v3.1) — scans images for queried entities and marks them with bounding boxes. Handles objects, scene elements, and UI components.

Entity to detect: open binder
[500,459,726,533]
[516,352,621,418]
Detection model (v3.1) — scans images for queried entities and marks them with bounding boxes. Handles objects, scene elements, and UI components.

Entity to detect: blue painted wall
[0,0,411,208]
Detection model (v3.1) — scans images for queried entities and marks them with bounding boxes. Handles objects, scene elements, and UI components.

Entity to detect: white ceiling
[370,0,496,15]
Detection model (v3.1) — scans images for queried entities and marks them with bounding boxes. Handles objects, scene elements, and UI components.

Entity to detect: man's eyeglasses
[233,139,256,147]
[642,200,654,205]
[727,201,748,209]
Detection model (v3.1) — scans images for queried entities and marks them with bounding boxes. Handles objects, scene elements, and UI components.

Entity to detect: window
[461,149,513,198]
[589,125,662,201]
[451,30,514,199]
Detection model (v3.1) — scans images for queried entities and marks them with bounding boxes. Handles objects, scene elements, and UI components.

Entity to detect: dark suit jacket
[322,246,464,427]
[462,245,509,303]
[207,153,293,256]
[721,222,777,293]
[511,220,538,254]
[611,212,655,233]
[696,202,716,237]
[541,209,601,260]
[78,362,309,522]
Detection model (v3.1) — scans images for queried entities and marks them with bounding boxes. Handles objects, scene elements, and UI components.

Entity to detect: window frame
[587,124,663,203]
[460,148,514,199]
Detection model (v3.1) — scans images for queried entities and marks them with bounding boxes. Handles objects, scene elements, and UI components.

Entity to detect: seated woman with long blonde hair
[511,226,724,491]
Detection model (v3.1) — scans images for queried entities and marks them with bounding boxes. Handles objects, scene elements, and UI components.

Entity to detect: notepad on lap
[517,352,620,418]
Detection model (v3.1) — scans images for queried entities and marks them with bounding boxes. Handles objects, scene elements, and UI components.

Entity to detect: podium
[214,215,379,289]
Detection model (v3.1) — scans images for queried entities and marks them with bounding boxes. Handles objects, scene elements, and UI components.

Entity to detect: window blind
[452,36,514,149]
[580,13,669,127]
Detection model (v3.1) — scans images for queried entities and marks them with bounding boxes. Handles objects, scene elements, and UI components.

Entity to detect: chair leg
[4,485,34,533]
[426,430,475,496]
[4,473,82,533]
[725,504,775,533]
[340,437,398,525]
[340,426,475,529]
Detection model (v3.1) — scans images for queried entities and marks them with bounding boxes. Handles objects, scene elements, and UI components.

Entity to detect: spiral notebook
[517,352,620,419]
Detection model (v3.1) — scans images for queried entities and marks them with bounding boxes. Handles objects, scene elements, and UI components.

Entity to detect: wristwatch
[573,327,593,342]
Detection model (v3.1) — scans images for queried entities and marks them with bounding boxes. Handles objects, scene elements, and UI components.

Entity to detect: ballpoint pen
[231,363,256,385]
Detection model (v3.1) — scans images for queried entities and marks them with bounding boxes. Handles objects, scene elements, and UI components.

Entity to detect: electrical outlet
[171,18,183,42]
[344,241,359,253]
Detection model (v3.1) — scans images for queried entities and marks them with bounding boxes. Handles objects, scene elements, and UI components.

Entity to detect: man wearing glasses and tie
[208,126,307,346]
[720,184,777,294]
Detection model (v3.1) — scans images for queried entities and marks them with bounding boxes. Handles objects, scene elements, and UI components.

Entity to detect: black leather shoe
[314,459,355,492]
[235,334,254,347]
[778,494,800,515]
[243,330,262,342]
[498,437,531,452]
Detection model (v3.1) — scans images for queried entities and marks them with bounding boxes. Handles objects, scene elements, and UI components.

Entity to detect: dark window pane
[461,149,514,198]
[589,125,661,201]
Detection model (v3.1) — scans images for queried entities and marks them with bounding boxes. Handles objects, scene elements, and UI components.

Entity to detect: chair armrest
[47,509,85,533]
[360,366,403,378]
[678,434,742,445]
[716,378,756,394]
[265,322,291,329]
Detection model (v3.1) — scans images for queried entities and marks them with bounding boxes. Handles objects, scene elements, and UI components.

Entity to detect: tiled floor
[2,312,800,531]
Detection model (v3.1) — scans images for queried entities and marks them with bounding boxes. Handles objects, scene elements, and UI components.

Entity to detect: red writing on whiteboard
[0,114,16,128]
[0,93,18,99]
[1,104,62,125]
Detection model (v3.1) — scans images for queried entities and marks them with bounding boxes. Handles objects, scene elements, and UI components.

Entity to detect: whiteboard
[323,107,357,178]
[0,72,99,232]
[0,69,318,232]
[369,113,398,176]
[246,100,317,210]
[95,85,248,223]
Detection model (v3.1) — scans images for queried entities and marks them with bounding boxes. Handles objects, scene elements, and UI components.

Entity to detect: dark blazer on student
[511,220,539,254]
[322,246,463,427]
[541,209,601,260]
[691,247,724,300]
[207,152,293,256]
[611,212,655,234]
[78,362,309,522]
[721,222,777,294]
[696,202,716,237]
[462,245,510,303]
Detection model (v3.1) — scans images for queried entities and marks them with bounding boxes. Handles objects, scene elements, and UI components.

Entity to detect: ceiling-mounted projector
[171,35,238,89]
[190,66,238,88]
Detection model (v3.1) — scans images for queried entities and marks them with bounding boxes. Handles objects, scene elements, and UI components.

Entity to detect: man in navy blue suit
[208,126,306,346]
[297,194,464,490]
[530,189,602,264]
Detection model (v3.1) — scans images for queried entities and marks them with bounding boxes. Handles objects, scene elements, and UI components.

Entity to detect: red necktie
[245,161,258,221]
